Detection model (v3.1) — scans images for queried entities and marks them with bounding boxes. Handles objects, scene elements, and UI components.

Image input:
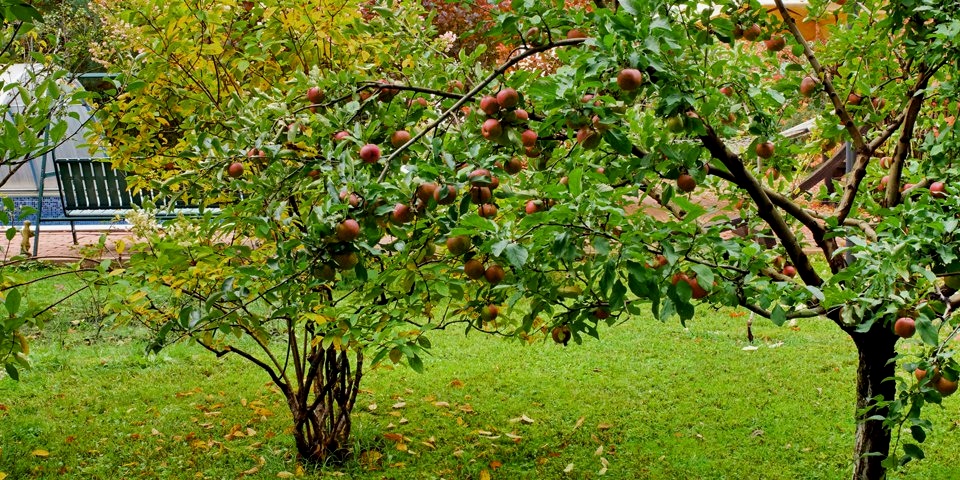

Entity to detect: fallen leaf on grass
[392,401,406,409]
[276,472,294,478]
[594,445,604,456]
[505,433,522,441]
[449,378,464,388]
[241,466,259,476]
[383,433,405,443]
[479,469,491,480]
[367,403,378,412]
[360,449,383,470]
[458,404,475,414]
[574,416,585,430]
[0,472,7,480]
[32,449,49,458]
[489,460,502,469]
[564,463,574,473]
[433,401,450,408]
[742,345,759,351]
[0,404,7,411]
[597,423,612,431]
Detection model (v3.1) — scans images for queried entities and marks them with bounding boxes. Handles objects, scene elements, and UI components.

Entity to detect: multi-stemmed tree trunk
[287,346,363,462]
[849,323,899,480]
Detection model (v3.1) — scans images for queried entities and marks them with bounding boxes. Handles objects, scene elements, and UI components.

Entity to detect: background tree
[91,0,959,479]
[0,0,107,379]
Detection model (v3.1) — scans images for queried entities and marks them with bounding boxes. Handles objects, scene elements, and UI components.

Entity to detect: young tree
[93,0,959,478]
[0,0,107,379]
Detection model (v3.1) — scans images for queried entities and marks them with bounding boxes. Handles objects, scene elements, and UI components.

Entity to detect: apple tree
[91,0,960,478]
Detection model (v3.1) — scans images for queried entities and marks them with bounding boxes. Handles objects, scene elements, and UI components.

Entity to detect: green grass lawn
[2,270,960,479]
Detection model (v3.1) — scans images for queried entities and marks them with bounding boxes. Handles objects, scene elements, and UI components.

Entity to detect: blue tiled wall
[0,196,122,226]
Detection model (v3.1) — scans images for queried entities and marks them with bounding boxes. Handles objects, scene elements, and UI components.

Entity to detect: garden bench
[38,157,211,245]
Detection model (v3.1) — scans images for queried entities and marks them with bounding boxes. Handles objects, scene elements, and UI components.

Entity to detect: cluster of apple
[445,234,504,325]
[477,87,542,158]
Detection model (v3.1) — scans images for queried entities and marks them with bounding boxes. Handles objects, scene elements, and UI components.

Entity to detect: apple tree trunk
[286,345,363,463]
[848,323,898,480]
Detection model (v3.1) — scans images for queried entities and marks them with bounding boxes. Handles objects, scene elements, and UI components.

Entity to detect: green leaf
[504,243,528,268]
[4,362,18,381]
[407,354,424,373]
[5,288,20,316]
[603,129,632,155]
[903,443,925,461]
[568,167,583,198]
[618,0,641,15]
[771,305,786,326]
[916,316,938,346]
[910,425,926,443]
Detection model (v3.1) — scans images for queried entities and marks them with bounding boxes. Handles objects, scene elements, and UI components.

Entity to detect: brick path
[10,227,136,263]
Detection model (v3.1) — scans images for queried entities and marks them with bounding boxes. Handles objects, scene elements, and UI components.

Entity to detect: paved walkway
[10,228,135,263]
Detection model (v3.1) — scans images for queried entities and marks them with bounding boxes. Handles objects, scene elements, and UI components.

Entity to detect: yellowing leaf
[31,449,49,458]
[276,472,294,478]
[479,469,491,480]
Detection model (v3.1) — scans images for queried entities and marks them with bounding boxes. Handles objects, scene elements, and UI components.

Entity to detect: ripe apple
[335,219,361,242]
[416,182,438,204]
[916,367,941,382]
[800,76,817,97]
[677,174,696,193]
[390,130,411,148]
[719,86,734,97]
[935,376,959,396]
[879,156,892,169]
[485,264,505,285]
[756,141,775,159]
[617,68,643,91]
[783,265,797,278]
[446,235,471,255]
[470,186,492,204]
[448,80,465,92]
[566,28,587,39]
[307,86,324,105]
[847,92,863,105]
[481,118,503,140]
[671,272,708,299]
[496,88,519,109]
[893,317,916,338]
[525,200,540,214]
[333,131,350,142]
[377,80,398,101]
[468,169,493,187]
[464,259,485,279]
[332,252,359,270]
[434,184,458,205]
[504,157,524,174]
[551,325,571,345]
[391,203,413,224]
[576,127,601,149]
[878,175,890,191]
[227,162,244,178]
[359,144,381,163]
[525,26,542,45]
[481,304,499,322]
[340,190,361,208]
[743,24,762,41]
[764,36,785,52]
[930,181,947,198]
[480,96,500,116]
[512,108,529,122]
[478,203,498,218]
[521,129,538,147]
[594,308,610,320]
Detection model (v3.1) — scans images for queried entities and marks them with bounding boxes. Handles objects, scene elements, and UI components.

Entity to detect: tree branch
[697,127,821,287]
[376,37,587,182]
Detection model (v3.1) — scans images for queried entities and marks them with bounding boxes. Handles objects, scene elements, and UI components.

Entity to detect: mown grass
[2,267,960,479]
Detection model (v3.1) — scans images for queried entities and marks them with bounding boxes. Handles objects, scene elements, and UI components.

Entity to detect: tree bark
[848,323,898,480]
[287,346,363,463]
